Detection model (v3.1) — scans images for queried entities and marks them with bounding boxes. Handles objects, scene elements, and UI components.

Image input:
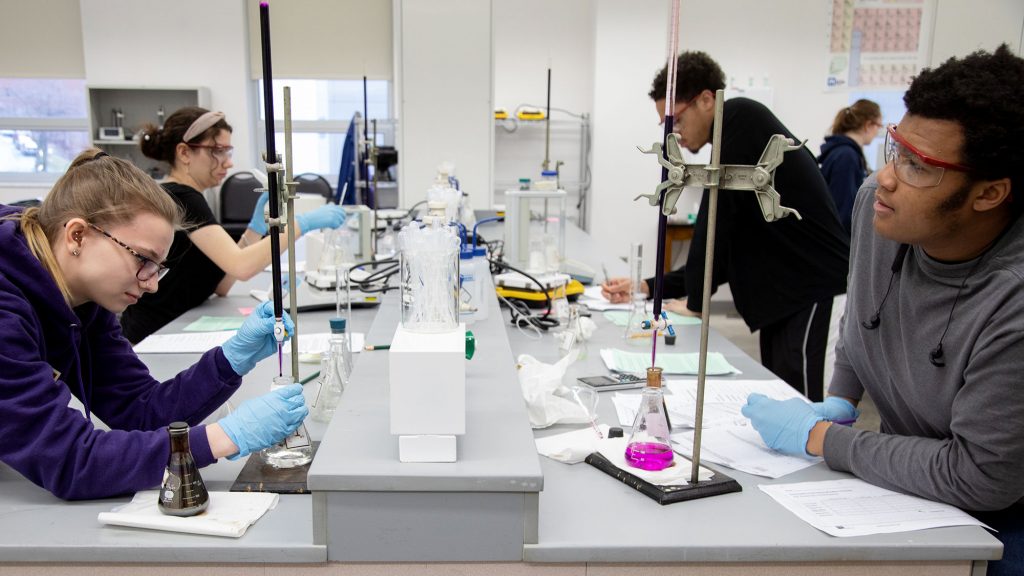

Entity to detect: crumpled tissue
[517,348,598,428]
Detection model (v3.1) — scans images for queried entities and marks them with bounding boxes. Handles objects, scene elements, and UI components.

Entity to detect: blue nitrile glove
[741,393,824,458]
[247,190,270,236]
[810,396,860,424]
[218,384,308,459]
[221,300,295,375]
[296,204,347,236]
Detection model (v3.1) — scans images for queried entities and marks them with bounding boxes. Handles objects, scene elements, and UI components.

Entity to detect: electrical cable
[488,258,560,331]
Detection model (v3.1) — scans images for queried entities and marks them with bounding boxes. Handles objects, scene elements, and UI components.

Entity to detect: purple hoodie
[0,205,242,500]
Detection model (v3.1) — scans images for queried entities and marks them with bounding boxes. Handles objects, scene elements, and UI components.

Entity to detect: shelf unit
[87,86,210,178]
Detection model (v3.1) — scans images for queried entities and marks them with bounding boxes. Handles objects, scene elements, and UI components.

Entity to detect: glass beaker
[261,375,313,469]
[624,367,675,471]
[158,421,208,517]
[398,220,461,333]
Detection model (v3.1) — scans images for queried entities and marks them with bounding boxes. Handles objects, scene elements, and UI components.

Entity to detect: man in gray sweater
[741,45,1024,575]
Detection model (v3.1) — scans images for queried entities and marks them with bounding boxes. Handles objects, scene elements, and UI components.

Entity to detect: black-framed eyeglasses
[88,223,169,281]
[187,143,234,162]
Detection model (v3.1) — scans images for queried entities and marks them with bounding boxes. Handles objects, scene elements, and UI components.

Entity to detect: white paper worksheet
[132,331,236,354]
[759,479,991,537]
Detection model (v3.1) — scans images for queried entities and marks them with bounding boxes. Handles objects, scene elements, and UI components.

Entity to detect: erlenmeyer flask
[261,375,314,468]
[158,421,209,517]
[624,367,675,471]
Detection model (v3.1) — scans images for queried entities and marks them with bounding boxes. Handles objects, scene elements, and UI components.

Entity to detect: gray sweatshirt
[824,175,1024,512]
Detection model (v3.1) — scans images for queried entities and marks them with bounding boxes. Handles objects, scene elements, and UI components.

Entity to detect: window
[255,79,391,183]
[0,79,90,181]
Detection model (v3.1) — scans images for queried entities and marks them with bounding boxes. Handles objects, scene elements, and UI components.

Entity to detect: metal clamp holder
[636,132,805,223]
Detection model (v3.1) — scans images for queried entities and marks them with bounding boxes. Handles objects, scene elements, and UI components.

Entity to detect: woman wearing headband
[0,149,308,499]
[120,106,346,343]
[818,99,883,234]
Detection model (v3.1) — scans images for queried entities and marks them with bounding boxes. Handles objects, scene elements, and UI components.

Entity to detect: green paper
[183,316,246,332]
[602,310,702,327]
[609,349,737,375]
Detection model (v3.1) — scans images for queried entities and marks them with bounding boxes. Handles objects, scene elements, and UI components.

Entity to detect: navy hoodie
[818,134,867,234]
[0,205,241,500]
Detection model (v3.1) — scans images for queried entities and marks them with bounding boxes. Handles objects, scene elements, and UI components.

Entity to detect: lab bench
[0,225,1001,575]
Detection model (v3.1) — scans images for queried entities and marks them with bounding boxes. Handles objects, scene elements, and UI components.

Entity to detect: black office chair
[219,171,263,240]
[295,173,334,201]
[8,198,41,208]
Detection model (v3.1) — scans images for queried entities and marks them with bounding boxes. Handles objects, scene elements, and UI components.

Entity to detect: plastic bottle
[158,422,209,517]
[311,317,351,422]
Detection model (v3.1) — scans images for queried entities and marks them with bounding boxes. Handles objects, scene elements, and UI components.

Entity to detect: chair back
[219,171,262,239]
[295,173,334,201]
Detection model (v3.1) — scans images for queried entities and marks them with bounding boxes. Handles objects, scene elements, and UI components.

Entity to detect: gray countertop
[308,278,544,493]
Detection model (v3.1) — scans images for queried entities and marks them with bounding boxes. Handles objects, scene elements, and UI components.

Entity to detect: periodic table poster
[826,0,936,90]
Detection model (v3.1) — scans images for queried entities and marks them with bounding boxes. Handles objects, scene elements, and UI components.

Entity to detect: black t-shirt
[120,182,226,343]
[648,98,849,331]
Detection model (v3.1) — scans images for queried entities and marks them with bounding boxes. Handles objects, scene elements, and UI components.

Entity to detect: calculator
[577,373,646,391]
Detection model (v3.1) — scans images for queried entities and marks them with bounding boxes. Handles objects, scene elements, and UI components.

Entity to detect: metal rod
[690,89,725,483]
[651,0,680,365]
[543,67,552,171]
[258,1,285,376]
[362,75,372,207]
[284,86,299,381]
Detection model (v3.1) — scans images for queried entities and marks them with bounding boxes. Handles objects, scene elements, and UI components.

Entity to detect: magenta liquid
[624,441,674,471]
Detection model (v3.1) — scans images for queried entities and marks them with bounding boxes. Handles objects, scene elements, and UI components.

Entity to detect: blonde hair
[831,99,882,135]
[13,148,182,305]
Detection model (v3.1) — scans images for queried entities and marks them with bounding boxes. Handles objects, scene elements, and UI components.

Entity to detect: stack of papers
[600,348,741,375]
[759,479,991,537]
[577,286,630,311]
[610,378,819,479]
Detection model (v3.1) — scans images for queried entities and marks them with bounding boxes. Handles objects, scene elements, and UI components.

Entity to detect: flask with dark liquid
[158,421,209,516]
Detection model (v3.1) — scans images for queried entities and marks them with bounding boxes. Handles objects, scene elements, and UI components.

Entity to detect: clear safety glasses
[883,124,970,188]
[187,143,234,162]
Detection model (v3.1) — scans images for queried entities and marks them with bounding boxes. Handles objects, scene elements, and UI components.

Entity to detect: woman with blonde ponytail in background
[0,149,307,500]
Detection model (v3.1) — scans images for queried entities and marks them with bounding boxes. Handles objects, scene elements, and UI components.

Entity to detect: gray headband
[182,111,225,143]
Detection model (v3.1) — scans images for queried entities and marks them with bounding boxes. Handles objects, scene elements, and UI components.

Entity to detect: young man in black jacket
[603,51,849,401]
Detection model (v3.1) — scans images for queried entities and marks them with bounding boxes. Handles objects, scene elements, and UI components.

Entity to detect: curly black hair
[648,51,726,103]
[905,44,1024,216]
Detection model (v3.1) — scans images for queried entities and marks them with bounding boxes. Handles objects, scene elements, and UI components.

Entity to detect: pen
[299,370,320,385]
[602,264,610,284]
[364,344,391,351]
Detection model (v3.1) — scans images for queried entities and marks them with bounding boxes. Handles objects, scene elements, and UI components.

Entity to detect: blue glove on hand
[296,204,347,236]
[741,393,824,458]
[221,300,295,375]
[247,190,270,236]
[810,396,860,424]
[218,384,308,459]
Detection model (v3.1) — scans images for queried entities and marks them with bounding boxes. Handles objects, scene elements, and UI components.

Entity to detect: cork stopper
[645,366,664,388]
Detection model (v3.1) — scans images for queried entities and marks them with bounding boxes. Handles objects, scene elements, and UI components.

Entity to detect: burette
[257,1,287,377]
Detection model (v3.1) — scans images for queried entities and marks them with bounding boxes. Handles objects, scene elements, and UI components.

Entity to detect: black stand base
[230,441,320,494]
[585,452,742,505]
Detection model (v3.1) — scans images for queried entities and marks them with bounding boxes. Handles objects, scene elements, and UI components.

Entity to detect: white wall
[586,0,1024,279]
[79,0,256,174]
[396,0,493,209]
